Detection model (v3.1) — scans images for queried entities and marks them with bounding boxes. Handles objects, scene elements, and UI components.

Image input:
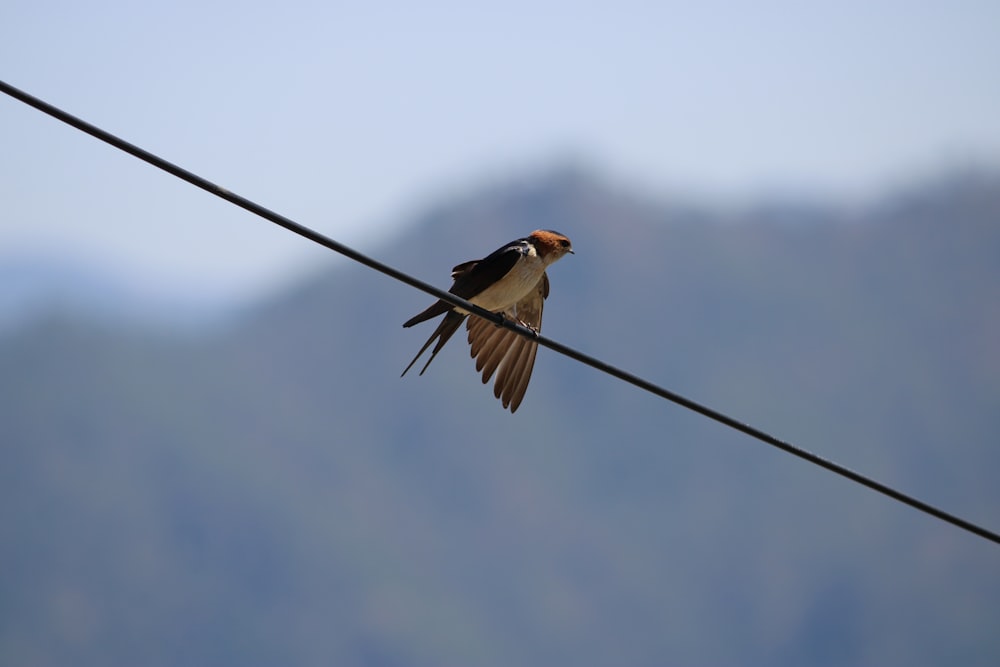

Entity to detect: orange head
[529,229,574,264]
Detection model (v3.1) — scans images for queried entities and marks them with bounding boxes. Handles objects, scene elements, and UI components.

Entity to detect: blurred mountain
[2,167,999,666]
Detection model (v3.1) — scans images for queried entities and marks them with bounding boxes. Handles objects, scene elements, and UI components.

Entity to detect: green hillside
[2,169,998,665]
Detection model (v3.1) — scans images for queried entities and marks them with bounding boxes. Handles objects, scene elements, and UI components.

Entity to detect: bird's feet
[518,319,540,337]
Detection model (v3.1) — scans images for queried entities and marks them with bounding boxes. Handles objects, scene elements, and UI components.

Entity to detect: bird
[401,229,574,412]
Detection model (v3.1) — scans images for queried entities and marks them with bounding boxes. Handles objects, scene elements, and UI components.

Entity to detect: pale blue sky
[2,0,999,303]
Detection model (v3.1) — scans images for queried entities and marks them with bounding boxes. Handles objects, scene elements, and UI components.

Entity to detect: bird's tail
[402,300,452,328]
[401,311,467,377]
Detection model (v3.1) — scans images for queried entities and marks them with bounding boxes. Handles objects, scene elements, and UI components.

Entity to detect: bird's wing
[450,240,527,299]
[466,272,548,413]
[402,241,525,329]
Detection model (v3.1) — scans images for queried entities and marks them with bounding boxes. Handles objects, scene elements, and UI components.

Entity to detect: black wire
[3,78,998,546]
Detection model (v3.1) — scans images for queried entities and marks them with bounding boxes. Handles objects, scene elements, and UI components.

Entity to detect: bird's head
[529,229,574,265]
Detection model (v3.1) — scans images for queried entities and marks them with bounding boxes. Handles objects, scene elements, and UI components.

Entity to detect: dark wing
[401,246,524,376]
[455,237,528,298]
[466,272,549,413]
[402,240,526,328]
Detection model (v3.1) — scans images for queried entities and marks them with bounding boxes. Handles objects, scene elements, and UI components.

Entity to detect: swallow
[402,229,574,412]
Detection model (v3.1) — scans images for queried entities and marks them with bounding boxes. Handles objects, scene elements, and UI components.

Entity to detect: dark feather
[400,312,467,377]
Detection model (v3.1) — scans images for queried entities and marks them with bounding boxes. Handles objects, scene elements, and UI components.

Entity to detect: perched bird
[402,229,574,412]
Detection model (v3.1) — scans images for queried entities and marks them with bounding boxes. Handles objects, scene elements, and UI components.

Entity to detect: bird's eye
[559,239,570,247]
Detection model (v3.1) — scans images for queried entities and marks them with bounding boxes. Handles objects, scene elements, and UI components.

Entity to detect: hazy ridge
[2,168,998,666]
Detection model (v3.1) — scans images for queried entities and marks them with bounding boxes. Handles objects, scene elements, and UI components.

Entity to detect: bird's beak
[568,248,575,254]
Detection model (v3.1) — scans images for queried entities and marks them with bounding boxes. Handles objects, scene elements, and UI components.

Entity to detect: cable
[3,78,998,546]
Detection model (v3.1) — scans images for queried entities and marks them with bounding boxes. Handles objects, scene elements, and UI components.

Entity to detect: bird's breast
[469,253,545,312]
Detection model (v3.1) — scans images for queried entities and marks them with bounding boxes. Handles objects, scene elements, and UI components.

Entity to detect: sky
[2,0,999,306]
